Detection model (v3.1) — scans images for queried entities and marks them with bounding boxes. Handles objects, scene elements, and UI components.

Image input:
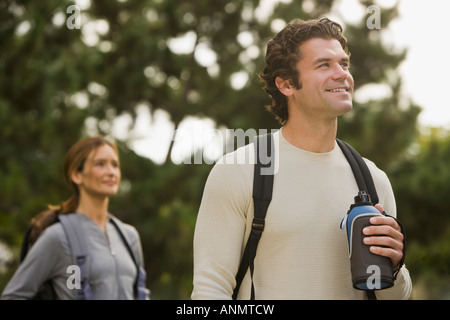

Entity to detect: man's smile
[325,86,351,93]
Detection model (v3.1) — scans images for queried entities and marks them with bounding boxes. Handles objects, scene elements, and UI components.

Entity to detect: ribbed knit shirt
[191,129,412,300]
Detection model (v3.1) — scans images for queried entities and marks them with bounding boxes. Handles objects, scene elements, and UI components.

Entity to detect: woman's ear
[275,76,295,96]
[71,171,82,186]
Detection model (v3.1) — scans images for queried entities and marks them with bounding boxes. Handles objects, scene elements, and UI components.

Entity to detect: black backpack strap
[109,216,148,300]
[336,139,379,205]
[58,213,94,300]
[233,133,274,300]
[233,137,388,300]
[19,226,33,263]
[336,139,379,300]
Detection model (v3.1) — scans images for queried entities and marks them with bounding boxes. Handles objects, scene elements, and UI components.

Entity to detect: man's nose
[332,64,349,80]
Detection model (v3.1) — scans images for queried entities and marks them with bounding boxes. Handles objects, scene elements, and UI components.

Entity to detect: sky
[113,0,450,164]
[362,0,450,129]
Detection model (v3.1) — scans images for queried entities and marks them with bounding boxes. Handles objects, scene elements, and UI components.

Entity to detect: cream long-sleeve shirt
[192,129,412,300]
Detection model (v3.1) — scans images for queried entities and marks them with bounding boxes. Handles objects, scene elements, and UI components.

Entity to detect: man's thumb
[374,203,384,214]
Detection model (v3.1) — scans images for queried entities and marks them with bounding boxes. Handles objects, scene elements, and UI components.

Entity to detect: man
[191,17,412,299]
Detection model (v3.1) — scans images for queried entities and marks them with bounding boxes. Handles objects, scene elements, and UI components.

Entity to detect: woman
[1,136,149,300]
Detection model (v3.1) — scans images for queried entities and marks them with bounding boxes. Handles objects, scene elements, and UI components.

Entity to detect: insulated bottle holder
[349,214,394,290]
[341,191,394,291]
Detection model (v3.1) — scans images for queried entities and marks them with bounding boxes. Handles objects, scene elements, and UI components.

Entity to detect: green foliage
[389,128,450,299]
[337,2,420,169]
[0,0,448,299]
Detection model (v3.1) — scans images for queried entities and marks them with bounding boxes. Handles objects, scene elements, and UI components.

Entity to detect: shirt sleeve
[1,224,69,300]
[191,157,253,300]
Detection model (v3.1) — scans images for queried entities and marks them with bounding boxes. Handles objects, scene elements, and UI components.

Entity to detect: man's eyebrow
[312,56,350,65]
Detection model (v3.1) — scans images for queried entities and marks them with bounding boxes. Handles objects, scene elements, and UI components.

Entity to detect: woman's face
[73,144,121,198]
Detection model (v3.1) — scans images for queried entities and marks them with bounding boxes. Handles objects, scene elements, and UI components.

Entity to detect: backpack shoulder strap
[233,137,380,300]
[58,213,94,300]
[336,139,379,300]
[336,139,379,205]
[233,133,274,300]
[19,226,33,263]
[109,216,148,300]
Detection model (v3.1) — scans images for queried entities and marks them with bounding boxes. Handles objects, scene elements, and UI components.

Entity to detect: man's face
[290,38,354,121]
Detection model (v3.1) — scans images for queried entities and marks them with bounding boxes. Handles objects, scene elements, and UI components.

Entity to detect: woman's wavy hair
[28,136,119,244]
[259,17,350,125]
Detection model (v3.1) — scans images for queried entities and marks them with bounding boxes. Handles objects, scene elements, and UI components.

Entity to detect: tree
[336,0,421,169]
[389,128,450,299]
[0,0,429,299]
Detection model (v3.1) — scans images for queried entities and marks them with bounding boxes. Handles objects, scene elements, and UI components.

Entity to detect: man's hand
[362,204,404,270]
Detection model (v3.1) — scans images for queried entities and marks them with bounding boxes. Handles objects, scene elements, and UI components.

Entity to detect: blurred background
[0,0,449,299]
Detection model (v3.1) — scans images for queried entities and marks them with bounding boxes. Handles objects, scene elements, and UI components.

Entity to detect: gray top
[1,212,149,300]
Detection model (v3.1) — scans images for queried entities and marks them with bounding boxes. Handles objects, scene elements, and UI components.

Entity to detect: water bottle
[341,191,394,290]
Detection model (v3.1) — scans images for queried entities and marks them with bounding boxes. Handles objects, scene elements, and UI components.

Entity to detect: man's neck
[282,117,338,153]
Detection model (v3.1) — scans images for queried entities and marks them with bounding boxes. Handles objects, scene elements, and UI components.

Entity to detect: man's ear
[275,76,295,96]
